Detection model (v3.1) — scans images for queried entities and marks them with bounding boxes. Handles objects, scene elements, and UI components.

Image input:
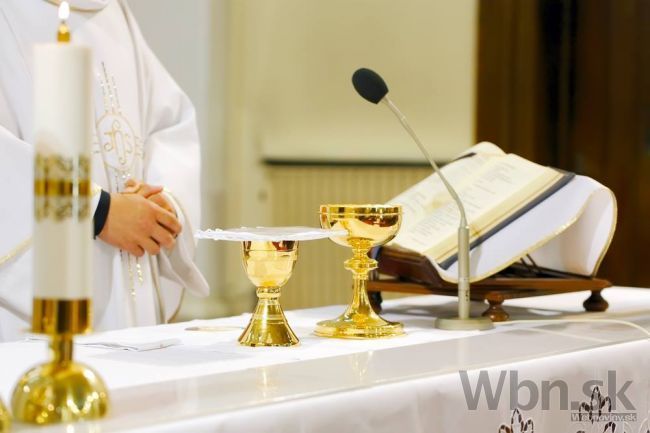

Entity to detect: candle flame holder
[11,299,109,424]
[316,204,404,339]
[239,240,299,346]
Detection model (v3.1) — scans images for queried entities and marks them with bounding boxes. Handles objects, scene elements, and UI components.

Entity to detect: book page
[392,153,561,262]
[389,142,505,231]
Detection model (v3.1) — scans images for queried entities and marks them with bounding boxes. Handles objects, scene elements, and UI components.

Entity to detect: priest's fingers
[151,224,176,250]
[123,179,144,194]
[149,193,175,215]
[124,180,162,198]
[155,207,182,236]
[137,184,164,198]
[140,237,162,256]
[124,243,145,258]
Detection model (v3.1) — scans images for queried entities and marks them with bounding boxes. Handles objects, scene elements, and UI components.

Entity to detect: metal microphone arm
[382,97,471,320]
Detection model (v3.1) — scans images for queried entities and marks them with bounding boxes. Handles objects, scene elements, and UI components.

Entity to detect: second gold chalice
[239,240,299,347]
[316,204,404,339]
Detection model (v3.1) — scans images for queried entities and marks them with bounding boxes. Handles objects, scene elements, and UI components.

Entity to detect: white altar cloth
[0,287,649,433]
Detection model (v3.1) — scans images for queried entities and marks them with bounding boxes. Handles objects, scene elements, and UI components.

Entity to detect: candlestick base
[11,334,109,424]
[0,398,10,433]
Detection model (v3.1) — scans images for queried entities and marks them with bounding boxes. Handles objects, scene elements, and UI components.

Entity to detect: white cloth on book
[0,0,209,341]
[436,174,616,282]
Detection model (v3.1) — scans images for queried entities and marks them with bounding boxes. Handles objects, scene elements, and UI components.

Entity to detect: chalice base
[315,312,404,339]
[11,361,109,424]
[239,300,299,347]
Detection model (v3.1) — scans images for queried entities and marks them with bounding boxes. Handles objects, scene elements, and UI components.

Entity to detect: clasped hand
[98,180,181,257]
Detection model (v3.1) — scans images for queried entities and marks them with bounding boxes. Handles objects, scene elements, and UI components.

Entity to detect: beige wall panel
[237,0,478,162]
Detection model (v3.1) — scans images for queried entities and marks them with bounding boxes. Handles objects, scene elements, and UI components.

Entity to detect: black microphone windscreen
[352,68,389,104]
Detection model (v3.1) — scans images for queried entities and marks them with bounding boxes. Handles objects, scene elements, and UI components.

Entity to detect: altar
[0,287,648,433]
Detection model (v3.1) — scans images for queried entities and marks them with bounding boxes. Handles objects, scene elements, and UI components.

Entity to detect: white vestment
[0,0,209,341]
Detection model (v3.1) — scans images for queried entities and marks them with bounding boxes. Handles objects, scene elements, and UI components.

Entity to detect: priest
[0,0,209,341]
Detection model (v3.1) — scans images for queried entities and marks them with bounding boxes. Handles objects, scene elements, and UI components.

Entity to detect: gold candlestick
[11,1,109,419]
[0,398,9,433]
[316,204,404,339]
[239,240,300,346]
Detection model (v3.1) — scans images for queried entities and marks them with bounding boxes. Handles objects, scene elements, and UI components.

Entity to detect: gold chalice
[316,204,404,339]
[239,240,299,346]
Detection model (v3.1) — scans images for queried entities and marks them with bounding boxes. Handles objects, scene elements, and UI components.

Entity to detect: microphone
[352,67,492,330]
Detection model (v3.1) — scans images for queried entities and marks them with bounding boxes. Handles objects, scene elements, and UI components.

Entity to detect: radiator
[268,165,430,310]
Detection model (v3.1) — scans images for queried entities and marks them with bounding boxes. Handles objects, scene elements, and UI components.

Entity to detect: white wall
[128,0,228,318]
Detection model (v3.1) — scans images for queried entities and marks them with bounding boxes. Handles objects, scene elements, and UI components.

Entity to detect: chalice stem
[253,287,286,325]
[346,270,376,317]
[343,242,379,318]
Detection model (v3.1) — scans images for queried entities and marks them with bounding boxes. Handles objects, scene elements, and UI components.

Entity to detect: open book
[388,142,617,283]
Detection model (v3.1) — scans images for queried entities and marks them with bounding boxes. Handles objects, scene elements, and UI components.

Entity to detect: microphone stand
[382,97,493,330]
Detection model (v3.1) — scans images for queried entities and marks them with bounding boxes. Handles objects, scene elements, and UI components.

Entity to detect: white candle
[33,6,93,300]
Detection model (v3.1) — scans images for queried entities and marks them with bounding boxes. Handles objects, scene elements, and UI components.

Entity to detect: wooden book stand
[367,246,611,322]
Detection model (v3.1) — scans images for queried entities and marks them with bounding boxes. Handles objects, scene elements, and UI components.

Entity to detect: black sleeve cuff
[93,190,111,238]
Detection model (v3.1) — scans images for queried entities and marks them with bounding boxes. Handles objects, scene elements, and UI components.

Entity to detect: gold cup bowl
[239,240,300,346]
[316,204,404,339]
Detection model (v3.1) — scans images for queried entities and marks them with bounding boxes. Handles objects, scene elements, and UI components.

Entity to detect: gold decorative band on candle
[32,298,91,335]
[34,154,90,221]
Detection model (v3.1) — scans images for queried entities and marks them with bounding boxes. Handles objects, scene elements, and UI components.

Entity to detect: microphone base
[435,316,494,331]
